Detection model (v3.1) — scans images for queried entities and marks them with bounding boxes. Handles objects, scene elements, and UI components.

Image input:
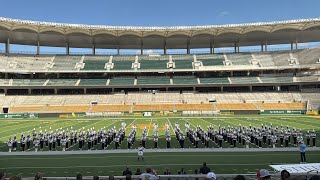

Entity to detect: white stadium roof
[1,17,320,49]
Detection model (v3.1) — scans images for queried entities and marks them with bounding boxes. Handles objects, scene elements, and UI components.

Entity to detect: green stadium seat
[173,77,198,84]
[139,60,167,69]
[137,77,170,85]
[199,77,230,84]
[46,79,78,86]
[109,78,134,85]
[200,58,224,66]
[230,77,259,84]
[82,59,107,70]
[12,79,46,86]
[79,79,107,86]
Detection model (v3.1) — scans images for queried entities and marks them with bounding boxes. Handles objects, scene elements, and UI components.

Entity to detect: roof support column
[210,39,214,54]
[265,40,268,52]
[237,42,240,53]
[295,39,299,49]
[187,39,190,54]
[291,42,294,50]
[37,41,40,55]
[117,47,120,55]
[164,39,167,55]
[92,44,96,55]
[66,42,70,55]
[261,44,264,52]
[5,38,10,54]
[140,38,143,55]
[234,42,237,53]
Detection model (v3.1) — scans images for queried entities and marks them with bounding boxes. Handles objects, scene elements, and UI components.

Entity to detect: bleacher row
[0,92,304,106]
[0,76,318,86]
[0,48,320,71]
[8,102,305,113]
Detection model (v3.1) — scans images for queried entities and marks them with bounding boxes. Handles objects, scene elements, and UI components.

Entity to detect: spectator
[164,168,171,175]
[299,141,307,163]
[257,169,271,180]
[8,176,21,180]
[0,172,6,180]
[76,174,83,180]
[280,170,290,180]
[135,168,142,175]
[93,176,99,180]
[200,162,211,174]
[141,167,158,180]
[126,174,132,180]
[108,176,114,180]
[178,168,186,175]
[123,167,132,176]
[34,172,43,180]
[206,172,216,180]
[309,175,320,180]
[234,175,246,180]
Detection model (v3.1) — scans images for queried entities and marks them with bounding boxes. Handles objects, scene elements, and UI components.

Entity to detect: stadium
[0,13,320,180]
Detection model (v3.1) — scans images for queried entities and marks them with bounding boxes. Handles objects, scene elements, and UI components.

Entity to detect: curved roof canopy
[1,17,320,49]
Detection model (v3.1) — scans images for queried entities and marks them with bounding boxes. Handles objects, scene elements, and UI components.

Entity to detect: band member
[115,135,119,149]
[101,135,106,150]
[285,133,289,148]
[128,137,132,149]
[180,135,185,148]
[40,135,44,150]
[306,131,311,146]
[272,134,277,148]
[33,138,39,152]
[7,138,12,152]
[166,136,171,148]
[21,137,26,151]
[12,136,17,151]
[26,135,31,150]
[311,130,316,147]
[79,135,83,150]
[142,135,147,148]
[61,136,66,151]
[138,144,144,161]
[49,136,53,151]
[88,135,92,150]
[154,136,158,149]
[53,135,56,150]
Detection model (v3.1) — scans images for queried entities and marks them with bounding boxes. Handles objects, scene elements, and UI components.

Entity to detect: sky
[0,0,320,53]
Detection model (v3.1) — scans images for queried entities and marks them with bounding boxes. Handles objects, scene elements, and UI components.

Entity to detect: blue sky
[1,0,319,26]
[0,0,319,53]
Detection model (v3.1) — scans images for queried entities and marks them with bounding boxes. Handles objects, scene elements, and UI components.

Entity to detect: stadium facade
[0,17,319,113]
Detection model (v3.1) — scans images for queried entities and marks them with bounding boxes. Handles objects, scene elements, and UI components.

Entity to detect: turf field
[0,116,319,177]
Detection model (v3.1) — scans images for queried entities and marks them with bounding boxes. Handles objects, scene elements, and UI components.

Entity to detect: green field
[0,116,319,177]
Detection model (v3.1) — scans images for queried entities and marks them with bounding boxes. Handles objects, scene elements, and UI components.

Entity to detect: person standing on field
[299,141,307,163]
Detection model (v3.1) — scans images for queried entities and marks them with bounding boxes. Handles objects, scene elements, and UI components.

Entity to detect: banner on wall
[0,113,38,119]
[260,110,305,114]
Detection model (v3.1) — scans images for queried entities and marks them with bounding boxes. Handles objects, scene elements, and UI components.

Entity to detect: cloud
[217,11,229,17]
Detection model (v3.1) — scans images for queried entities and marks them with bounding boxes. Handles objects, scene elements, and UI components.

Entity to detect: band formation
[5,122,317,152]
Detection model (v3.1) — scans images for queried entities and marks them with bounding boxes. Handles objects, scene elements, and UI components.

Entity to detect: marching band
[4,121,317,152]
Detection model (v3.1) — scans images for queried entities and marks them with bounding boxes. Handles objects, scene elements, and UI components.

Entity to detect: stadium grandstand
[0,16,320,180]
[0,17,319,113]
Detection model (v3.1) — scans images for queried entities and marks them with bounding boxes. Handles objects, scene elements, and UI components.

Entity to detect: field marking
[2,163,275,169]
[198,118,219,129]
[1,153,318,160]
[147,118,153,137]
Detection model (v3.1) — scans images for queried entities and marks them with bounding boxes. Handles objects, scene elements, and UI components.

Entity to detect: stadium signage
[0,113,38,118]
[260,110,305,114]
[270,163,320,173]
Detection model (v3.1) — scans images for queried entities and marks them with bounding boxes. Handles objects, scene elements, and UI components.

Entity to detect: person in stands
[200,162,211,174]
[135,168,142,175]
[256,169,271,180]
[122,166,132,176]
[280,170,290,180]
[141,168,158,180]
